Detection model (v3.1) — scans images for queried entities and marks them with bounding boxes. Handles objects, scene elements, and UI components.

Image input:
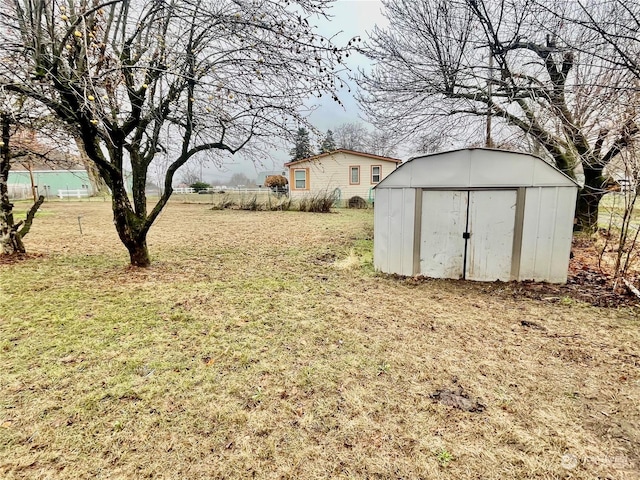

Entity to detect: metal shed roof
[376,148,579,189]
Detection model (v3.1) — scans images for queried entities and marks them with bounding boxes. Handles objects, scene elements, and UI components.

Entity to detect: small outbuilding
[374,148,579,283]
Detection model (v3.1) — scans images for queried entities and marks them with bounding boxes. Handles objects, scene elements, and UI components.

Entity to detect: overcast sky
[200,0,387,184]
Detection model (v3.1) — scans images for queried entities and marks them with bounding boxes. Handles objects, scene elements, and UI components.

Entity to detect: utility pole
[486,50,494,149]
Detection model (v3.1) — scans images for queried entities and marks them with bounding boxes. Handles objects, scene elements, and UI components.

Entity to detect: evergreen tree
[319,129,337,153]
[289,128,314,161]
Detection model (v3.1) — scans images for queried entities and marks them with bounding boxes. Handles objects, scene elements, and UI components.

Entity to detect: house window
[350,166,360,185]
[371,165,381,184]
[294,169,306,189]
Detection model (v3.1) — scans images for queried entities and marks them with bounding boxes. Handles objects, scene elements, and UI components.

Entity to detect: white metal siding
[466,190,517,281]
[376,149,577,189]
[548,187,578,282]
[420,190,467,278]
[519,186,576,282]
[374,188,416,275]
[373,189,391,272]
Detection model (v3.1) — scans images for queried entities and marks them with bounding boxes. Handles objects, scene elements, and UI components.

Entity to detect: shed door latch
[462,232,471,239]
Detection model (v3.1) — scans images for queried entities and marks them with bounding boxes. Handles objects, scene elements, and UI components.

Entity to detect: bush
[264,175,288,189]
[210,194,235,210]
[190,181,211,192]
[348,196,368,209]
[297,190,337,213]
[265,175,288,196]
[238,194,259,211]
[266,195,293,211]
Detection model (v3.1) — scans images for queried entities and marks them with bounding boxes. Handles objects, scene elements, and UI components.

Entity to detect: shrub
[297,190,337,213]
[238,194,259,211]
[348,196,368,209]
[210,194,235,210]
[266,195,293,211]
[264,175,288,189]
[190,181,211,192]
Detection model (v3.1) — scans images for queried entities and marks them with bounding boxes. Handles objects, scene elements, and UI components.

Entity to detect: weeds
[238,194,259,211]
[436,448,455,467]
[376,360,390,376]
[297,190,338,213]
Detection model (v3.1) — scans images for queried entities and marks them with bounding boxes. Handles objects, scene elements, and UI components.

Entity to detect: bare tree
[1,0,352,266]
[357,0,640,232]
[0,98,62,255]
[551,1,640,80]
[333,122,370,151]
[367,129,397,157]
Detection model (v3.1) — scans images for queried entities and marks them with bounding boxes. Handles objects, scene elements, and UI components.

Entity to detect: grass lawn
[1,201,639,479]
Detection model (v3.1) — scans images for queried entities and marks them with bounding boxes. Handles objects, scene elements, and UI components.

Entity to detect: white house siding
[287,151,399,204]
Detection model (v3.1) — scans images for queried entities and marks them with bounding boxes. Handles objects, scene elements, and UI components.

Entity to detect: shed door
[420,190,517,281]
[420,191,467,278]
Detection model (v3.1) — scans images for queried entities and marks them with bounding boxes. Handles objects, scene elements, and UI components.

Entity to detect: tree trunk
[0,112,25,255]
[75,138,109,194]
[574,187,603,233]
[1,203,26,255]
[575,165,607,233]
[125,237,151,267]
[111,184,151,267]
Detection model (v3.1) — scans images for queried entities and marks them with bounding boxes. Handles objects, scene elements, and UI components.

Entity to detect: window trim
[293,168,308,190]
[371,165,382,184]
[349,165,360,185]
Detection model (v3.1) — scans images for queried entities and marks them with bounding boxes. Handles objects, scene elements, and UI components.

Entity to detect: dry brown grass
[1,200,639,479]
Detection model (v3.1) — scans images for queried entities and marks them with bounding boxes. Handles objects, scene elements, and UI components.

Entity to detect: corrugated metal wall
[373,149,579,284]
[518,186,577,283]
[373,188,416,276]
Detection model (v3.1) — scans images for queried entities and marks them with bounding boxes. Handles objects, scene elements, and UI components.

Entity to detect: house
[374,148,579,283]
[284,149,402,205]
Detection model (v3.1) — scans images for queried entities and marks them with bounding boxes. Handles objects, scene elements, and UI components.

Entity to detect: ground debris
[430,386,485,413]
[520,320,546,330]
[0,253,45,265]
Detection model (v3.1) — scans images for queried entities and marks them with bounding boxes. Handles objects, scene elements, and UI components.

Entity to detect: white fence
[7,184,31,200]
[173,186,272,194]
[57,189,91,198]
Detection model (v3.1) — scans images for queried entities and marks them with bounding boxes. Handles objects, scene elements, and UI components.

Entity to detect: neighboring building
[284,149,402,204]
[374,148,579,283]
[6,128,96,199]
[8,161,93,199]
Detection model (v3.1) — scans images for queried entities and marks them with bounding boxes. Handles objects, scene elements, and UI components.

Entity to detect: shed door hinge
[462,232,471,239]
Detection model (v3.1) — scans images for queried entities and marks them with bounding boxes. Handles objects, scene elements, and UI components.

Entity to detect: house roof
[11,156,85,171]
[284,149,402,167]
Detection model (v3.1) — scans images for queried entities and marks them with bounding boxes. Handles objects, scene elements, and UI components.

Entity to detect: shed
[373,148,579,283]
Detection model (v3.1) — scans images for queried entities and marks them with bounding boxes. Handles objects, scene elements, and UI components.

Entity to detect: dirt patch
[405,237,639,308]
[431,384,486,413]
[513,237,640,308]
[0,252,45,265]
